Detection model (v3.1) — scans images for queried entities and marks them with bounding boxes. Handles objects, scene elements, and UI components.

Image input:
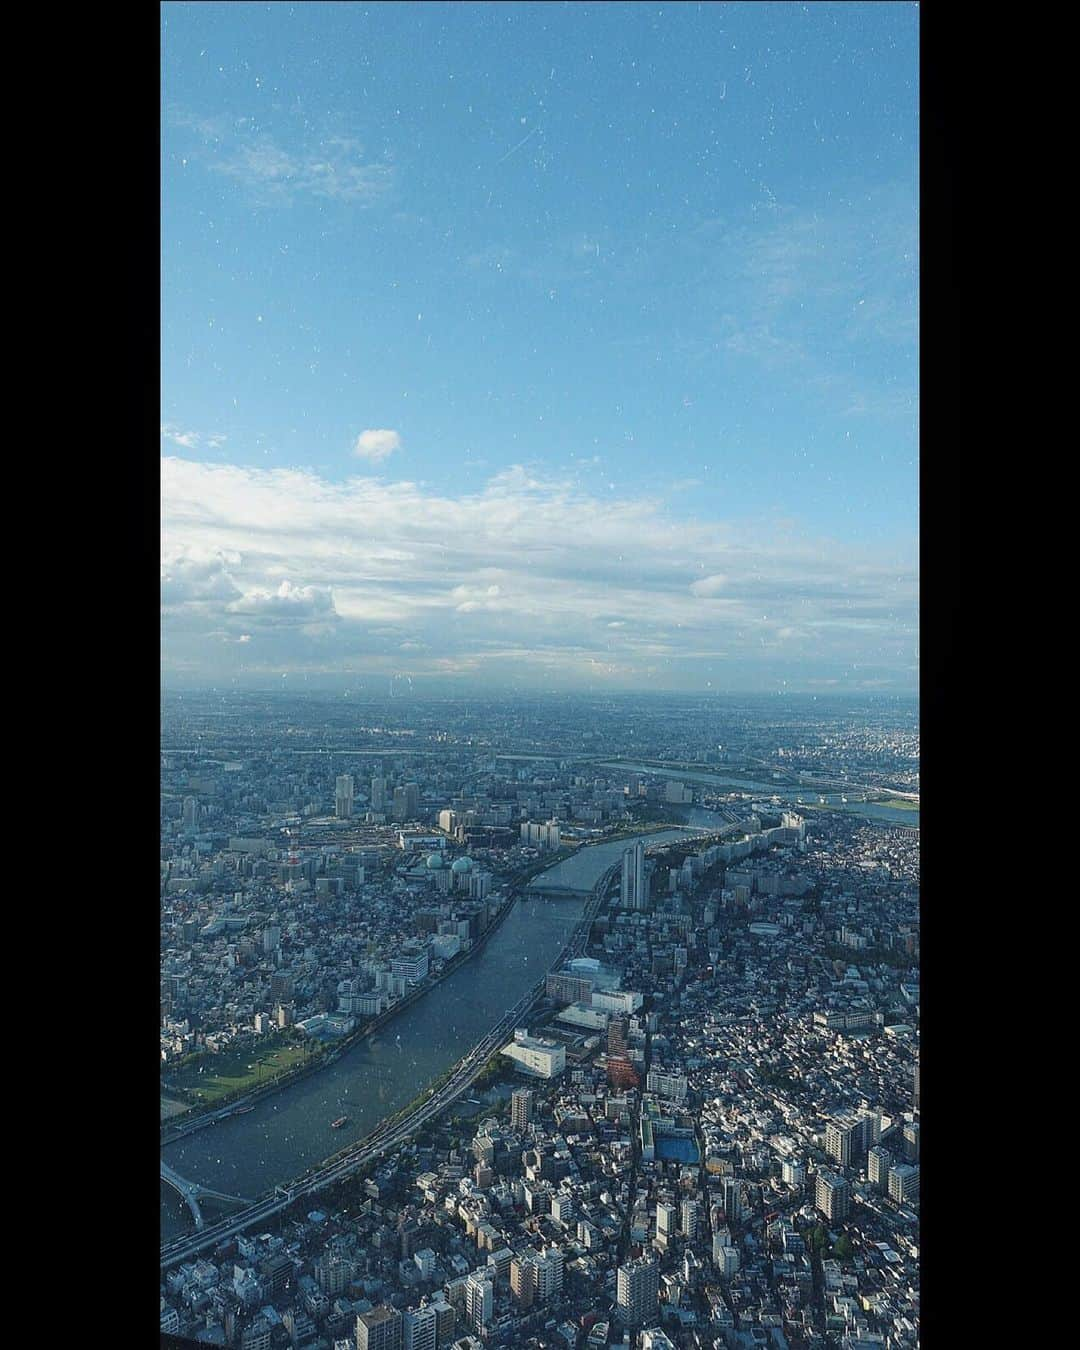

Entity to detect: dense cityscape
[160,692,919,1350]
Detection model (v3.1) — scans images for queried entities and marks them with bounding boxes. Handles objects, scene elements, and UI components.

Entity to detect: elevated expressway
[160,828,737,1268]
[161,865,615,1268]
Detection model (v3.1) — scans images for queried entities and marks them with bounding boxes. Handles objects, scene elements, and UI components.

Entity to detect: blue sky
[161,1,918,694]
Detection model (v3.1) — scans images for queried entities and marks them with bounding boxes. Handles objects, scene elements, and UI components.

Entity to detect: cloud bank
[162,457,917,692]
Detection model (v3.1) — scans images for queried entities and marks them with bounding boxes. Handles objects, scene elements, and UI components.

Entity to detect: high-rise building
[824,1116,858,1168]
[403,1304,437,1350]
[430,1298,454,1349]
[356,1305,402,1350]
[715,1245,739,1278]
[867,1146,892,1189]
[239,1319,271,1350]
[510,1256,535,1309]
[608,1014,629,1057]
[860,1108,882,1149]
[815,1171,851,1222]
[270,972,294,1002]
[620,839,646,910]
[888,1163,920,1205]
[371,776,387,813]
[487,1248,512,1285]
[546,970,596,1004]
[903,1121,920,1162]
[511,1087,534,1133]
[539,1247,564,1302]
[392,783,420,822]
[551,1192,575,1227]
[680,1198,702,1241]
[335,774,354,819]
[722,1176,742,1223]
[914,1056,920,1112]
[656,1202,677,1241]
[315,1255,352,1297]
[465,1272,493,1334]
[825,1113,875,1168]
[616,1256,659,1327]
[511,1246,564,1305]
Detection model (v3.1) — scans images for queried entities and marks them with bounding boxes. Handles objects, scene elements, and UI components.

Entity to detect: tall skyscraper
[656,1201,677,1241]
[392,782,420,822]
[616,1256,659,1327]
[371,775,387,813]
[608,1013,629,1057]
[620,839,646,910]
[511,1087,534,1133]
[335,774,354,819]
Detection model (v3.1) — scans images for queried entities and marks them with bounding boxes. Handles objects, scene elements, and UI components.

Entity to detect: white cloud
[161,456,917,690]
[161,423,229,453]
[227,580,338,624]
[169,109,394,207]
[353,429,402,462]
[161,423,201,450]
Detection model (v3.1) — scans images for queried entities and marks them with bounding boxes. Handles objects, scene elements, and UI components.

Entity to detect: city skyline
[162,2,918,693]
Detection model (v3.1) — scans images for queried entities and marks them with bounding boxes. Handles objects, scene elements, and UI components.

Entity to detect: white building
[501,1030,566,1079]
[646,1068,688,1102]
[888,1163,919,1205]
[555,1002,609,1032]
[715,1245,740,1278]
[392,945,431,985]
[591,989,644,1015]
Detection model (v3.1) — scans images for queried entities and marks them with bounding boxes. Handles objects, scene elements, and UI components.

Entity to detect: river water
[597,762,919,827]
[160,828,694,1240]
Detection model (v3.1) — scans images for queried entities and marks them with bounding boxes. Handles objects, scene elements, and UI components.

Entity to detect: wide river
[160,828,696,1239]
